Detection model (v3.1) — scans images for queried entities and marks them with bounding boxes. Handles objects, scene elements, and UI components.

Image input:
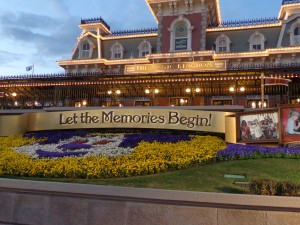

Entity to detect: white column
[97,28,101,59]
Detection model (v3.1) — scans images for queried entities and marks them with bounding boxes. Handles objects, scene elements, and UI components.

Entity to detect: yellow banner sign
[0,109,233,136]
[125,61,227,74]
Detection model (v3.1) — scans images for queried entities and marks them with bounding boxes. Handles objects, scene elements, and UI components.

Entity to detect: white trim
[138,40,152,57]
[289,18,300,46]
[249,31,266,51]
[78,38,95,59]
[110,42,124,59]
[168,16,194,52]
[215,34,231,53]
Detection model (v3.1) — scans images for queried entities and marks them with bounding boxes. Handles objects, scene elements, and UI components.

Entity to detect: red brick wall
[161,13,203,53]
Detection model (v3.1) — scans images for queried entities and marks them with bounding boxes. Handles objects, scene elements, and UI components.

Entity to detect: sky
[0,0,282,76]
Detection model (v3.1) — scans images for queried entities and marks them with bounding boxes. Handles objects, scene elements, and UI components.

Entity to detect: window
[293,26,300,45]
[78,38,94,59]
[218,39,227,52]
[138,41,152,57]
[114,47,122,59]
[294,26,300,36]
[290,20,300,46]
[110,42,124,59]
[215,34,231,52]
[249,32,265,51]
[252,35,262,50]
[174,22,188,50]
[82,43,90,58]
[168,16,193,52]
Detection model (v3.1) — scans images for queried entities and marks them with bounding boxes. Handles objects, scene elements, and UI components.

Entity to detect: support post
[261,72,265,109]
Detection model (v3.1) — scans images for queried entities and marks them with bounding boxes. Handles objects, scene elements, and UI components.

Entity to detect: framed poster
[280,105,300,147]
[236,109,279,143]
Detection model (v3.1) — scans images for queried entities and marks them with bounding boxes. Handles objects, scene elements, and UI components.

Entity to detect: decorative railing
[0,70,123,81]
[81,17,110,30]
[282,0,300,5]
[208,17,280,28]
[0,63,300,82]
[226,62,300,70]
[109,28,158,36]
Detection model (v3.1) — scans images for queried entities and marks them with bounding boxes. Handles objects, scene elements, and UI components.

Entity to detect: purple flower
[24,130,89,144]
[119,133,191,148]
[217,144,300,160]
[57,143,92,151]
[36,149,88,158]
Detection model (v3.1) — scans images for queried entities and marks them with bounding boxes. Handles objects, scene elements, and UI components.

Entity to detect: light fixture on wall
[185,87,200,93]
[145,88,159,106]
[107,89,122,107]
[258,101,266,108]
[107,90,121,95]
[229,86,245,92]
[229,86,245,106]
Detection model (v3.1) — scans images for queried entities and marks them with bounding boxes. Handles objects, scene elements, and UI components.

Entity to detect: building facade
[1,0,300,109]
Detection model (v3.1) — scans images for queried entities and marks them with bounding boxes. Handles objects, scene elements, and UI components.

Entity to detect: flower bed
[216,143,300,161]
[15,133,133,159]
[2,130,299,179]
[15,131,192,159]
[0,131,226,178]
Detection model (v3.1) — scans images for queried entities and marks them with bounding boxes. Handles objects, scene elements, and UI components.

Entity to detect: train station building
[1,0,300,109]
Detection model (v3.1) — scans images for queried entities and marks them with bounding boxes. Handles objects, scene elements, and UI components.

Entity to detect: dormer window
[249,32,265,51]
[78,38,95,59]
[168,16,193,52]
[290,20,300,46]
[215,34,231,52]
[252,36,262,50]
[138,41,152,57]
[82,43,90,58]
[110,42,124,59]
[294,26,300,45]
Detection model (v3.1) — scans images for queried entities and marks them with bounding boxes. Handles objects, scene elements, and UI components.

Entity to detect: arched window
[174,22,188,50]
[82,43,90,58]
[249,32,265,51]
[168,16,193,52]
[290,20,300,46]
[78,38,95,59]
[293,26,300,45]
[215,34,231,52]
[294,26,300,36]
[110,42,124,59]
[138,41,152,57]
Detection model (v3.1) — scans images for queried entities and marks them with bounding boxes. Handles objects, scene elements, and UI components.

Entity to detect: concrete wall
[0,178,299,225]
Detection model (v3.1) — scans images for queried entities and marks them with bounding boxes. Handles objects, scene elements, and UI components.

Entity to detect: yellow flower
[0,135,226,179]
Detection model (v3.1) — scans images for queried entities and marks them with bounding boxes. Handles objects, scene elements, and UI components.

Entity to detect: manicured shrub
[249,179,300,196]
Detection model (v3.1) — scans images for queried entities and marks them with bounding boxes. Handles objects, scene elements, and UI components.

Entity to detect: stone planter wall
[0,178,299,225]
